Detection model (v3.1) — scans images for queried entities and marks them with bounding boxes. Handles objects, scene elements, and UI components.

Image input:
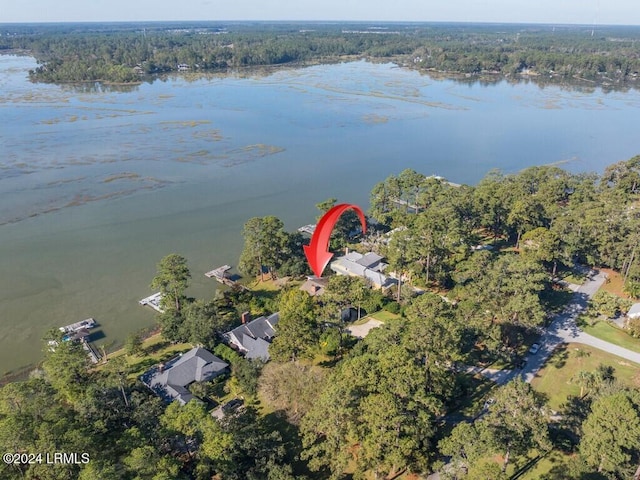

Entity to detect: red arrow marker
[303,203,367,277]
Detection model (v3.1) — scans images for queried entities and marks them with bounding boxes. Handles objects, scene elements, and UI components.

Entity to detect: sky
[2,0,639,26]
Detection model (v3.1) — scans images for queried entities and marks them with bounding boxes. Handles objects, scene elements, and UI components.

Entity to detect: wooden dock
[205,265,231,280]
[60,318,96,334]
[390,197,420,212]
[139,292,165,313]
[426,175,460,187]
[204,265,249,291]
[53,319,101,364]
[82,339,101,364]
[298,224,316,235]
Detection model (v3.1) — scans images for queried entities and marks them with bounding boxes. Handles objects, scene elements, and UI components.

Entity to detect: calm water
[1,55,639,373]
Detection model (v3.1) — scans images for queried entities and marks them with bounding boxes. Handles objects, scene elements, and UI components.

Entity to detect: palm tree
[571,370,596,397]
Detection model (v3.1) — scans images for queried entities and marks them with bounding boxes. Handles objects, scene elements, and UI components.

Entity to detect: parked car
[529,343,541,354]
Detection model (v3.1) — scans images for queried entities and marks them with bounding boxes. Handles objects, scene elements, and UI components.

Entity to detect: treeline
[3,22,640,85]
[1,157,639,479]
[0,342,297,479]
[261,158,640,478]
[371,157,640,297]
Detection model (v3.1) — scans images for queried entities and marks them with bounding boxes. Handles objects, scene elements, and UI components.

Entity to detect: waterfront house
[300,276,329,296]
[223,312,279,361]
[330,251,397,290]
[141,347,228,405]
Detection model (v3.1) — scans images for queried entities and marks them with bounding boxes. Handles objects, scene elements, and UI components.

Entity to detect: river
[1,54,639,374]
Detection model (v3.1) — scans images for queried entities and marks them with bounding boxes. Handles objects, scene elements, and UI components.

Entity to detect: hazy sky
[2,0,638,26]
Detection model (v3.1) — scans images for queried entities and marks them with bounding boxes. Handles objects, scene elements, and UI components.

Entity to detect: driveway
[346,318,383,338]
[480,270,640,386]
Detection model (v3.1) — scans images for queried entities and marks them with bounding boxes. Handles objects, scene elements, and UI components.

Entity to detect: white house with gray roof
[330,251,397,290]
[141,347,228,405]
[224,312,279,361]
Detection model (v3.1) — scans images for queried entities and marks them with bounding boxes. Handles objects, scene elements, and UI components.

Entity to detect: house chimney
[241,312,250,324]
[345,247,349,255]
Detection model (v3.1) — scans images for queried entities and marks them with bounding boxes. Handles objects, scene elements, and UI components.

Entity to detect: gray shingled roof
[330,252,397,289]
[356,252,384,268]
[225,312,279,360]
[142,347,228,404]
[629,303,640,318]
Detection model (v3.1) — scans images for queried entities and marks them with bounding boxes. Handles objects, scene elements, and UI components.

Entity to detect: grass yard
[515,450,611,480]
[98,333,192,379]
[366,310,401,322]
[556,266,587,286]
[599,267,632,298]
[247,277,282,291]
[580,320,640,354]
[531,343,640,411]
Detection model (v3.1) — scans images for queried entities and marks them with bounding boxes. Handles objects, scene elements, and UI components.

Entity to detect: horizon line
[1,19,639,28]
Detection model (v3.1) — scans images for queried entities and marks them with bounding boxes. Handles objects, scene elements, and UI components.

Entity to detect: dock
[205,265,231,280]
[139,292,165,313]
[390,197,420,212]
[82,339,101,364]
[298,224,316,235]
[204,265,249,291]
[52,319,102,364]
[426,174,461,188]
[390,176,462,212]
[60,318,96,334]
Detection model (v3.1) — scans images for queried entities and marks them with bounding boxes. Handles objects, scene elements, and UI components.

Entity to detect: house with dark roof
[300,276,329,296]
[141,347,229,405]
[330,251,397,290]
[211,398,244,420]
[224,312,279,361]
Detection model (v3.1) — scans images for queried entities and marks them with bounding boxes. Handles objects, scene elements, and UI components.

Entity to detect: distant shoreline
[3,51,635,94]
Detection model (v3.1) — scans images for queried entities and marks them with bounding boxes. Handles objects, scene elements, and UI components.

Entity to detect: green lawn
[580,320,640,354]
[557,267,586,286]
[531,343,640,411]
[366,310,401,322]
[99,333,193,379]
[349,309,401,326]
[518,345,640,479]
[515,450,609,480]
[247,277,282,291]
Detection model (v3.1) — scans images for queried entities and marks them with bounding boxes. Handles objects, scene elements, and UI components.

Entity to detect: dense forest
[1,157,639,479]
[1,22,640,86]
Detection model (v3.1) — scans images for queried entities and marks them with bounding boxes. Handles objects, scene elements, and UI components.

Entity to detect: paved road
[477,270,640,386]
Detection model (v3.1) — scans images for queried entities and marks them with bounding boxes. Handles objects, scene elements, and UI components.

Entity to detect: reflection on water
[1,54,639,373]
[60,81,143,94]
